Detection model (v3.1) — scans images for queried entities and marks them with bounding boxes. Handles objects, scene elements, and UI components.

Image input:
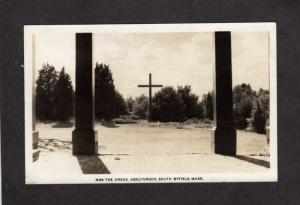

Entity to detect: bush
[133,94,148,119]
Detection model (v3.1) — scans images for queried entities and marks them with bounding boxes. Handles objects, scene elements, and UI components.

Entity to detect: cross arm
[138,85,163,87]
[151,85,163,87]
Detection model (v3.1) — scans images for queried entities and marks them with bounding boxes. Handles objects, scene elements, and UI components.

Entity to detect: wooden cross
[138,73,163,121]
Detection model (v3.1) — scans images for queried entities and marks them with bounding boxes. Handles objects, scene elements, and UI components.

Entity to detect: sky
[35,31,269,99]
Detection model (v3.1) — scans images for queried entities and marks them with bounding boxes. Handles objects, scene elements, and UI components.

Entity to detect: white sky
[35,31,269,99]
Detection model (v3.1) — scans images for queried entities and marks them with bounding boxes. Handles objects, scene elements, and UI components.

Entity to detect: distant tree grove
[36,63,269,133]
[233,84,269,134]
[129,84,269,133]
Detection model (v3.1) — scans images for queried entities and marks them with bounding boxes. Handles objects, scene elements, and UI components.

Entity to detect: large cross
[138,73,163,121]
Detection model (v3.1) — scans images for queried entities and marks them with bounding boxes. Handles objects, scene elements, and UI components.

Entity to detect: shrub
[133,94,148,119]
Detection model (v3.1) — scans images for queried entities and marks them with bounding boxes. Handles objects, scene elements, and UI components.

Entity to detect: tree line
[35,63,269,133]
[36,64,74,121]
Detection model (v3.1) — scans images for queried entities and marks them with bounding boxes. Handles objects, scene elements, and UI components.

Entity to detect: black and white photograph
[24,23,277,183]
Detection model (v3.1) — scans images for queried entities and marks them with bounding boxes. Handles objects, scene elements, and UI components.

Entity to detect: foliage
[249,88,269,133]
[177,85,204,119]
[126,96,135,112]
[94,62,128,120]
[232,84,255,129]
[250,100,267,133]
[132,94,148,119]
[201,92,213,120]
[152,86,186,122]
[36,63,58,120]
[257,88,269,121]
[114,91,128,117]
[95,63,116,120]
[53,67,74,121]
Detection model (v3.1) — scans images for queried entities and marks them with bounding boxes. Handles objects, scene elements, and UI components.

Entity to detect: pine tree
[95,63,116,120]
[53,67,74,121]
[36,63,58,121]
[126,96,135,112]
[114,91,128,117]
[201,92,213,120]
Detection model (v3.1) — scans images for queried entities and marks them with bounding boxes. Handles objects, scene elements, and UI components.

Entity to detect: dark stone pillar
[72,33,98,155]
[212,32,236,155]
[32,34,40,162]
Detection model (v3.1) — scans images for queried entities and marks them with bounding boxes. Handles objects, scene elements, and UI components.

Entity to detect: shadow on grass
[233,155,270,168]
[76,155,110,174]
[51,121,74,128]
[99,121,120,128]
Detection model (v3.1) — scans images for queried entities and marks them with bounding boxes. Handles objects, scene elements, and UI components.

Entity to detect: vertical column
[212,32,236,155]
[72,33,98,155]
[32,34,40,161]
[148,73,152,121]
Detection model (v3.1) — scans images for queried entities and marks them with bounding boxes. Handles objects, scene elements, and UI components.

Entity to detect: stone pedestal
[32,130,40,162]
[212,127,236,155]
[72,33,98,155]
[73,130,98,155]
[32,130,39,149]
[212,32,237,155]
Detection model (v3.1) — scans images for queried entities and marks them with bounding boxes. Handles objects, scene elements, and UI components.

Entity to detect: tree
[36,63,58,121]
[177,85,204,119]
[133,94,148,119]
[251,100,266,133]
[257,88,269,122]
[232,84,255,129]
[249,88,269,133]
[53,67,74,121]
[95,63,116,120]
[114,91,128,117]
[201,92,213,120]
[152,86,185,122]
[126,96,135,112]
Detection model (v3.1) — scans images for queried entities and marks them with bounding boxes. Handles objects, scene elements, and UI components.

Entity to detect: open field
[29,121,270,177]
[37,121,269,156]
